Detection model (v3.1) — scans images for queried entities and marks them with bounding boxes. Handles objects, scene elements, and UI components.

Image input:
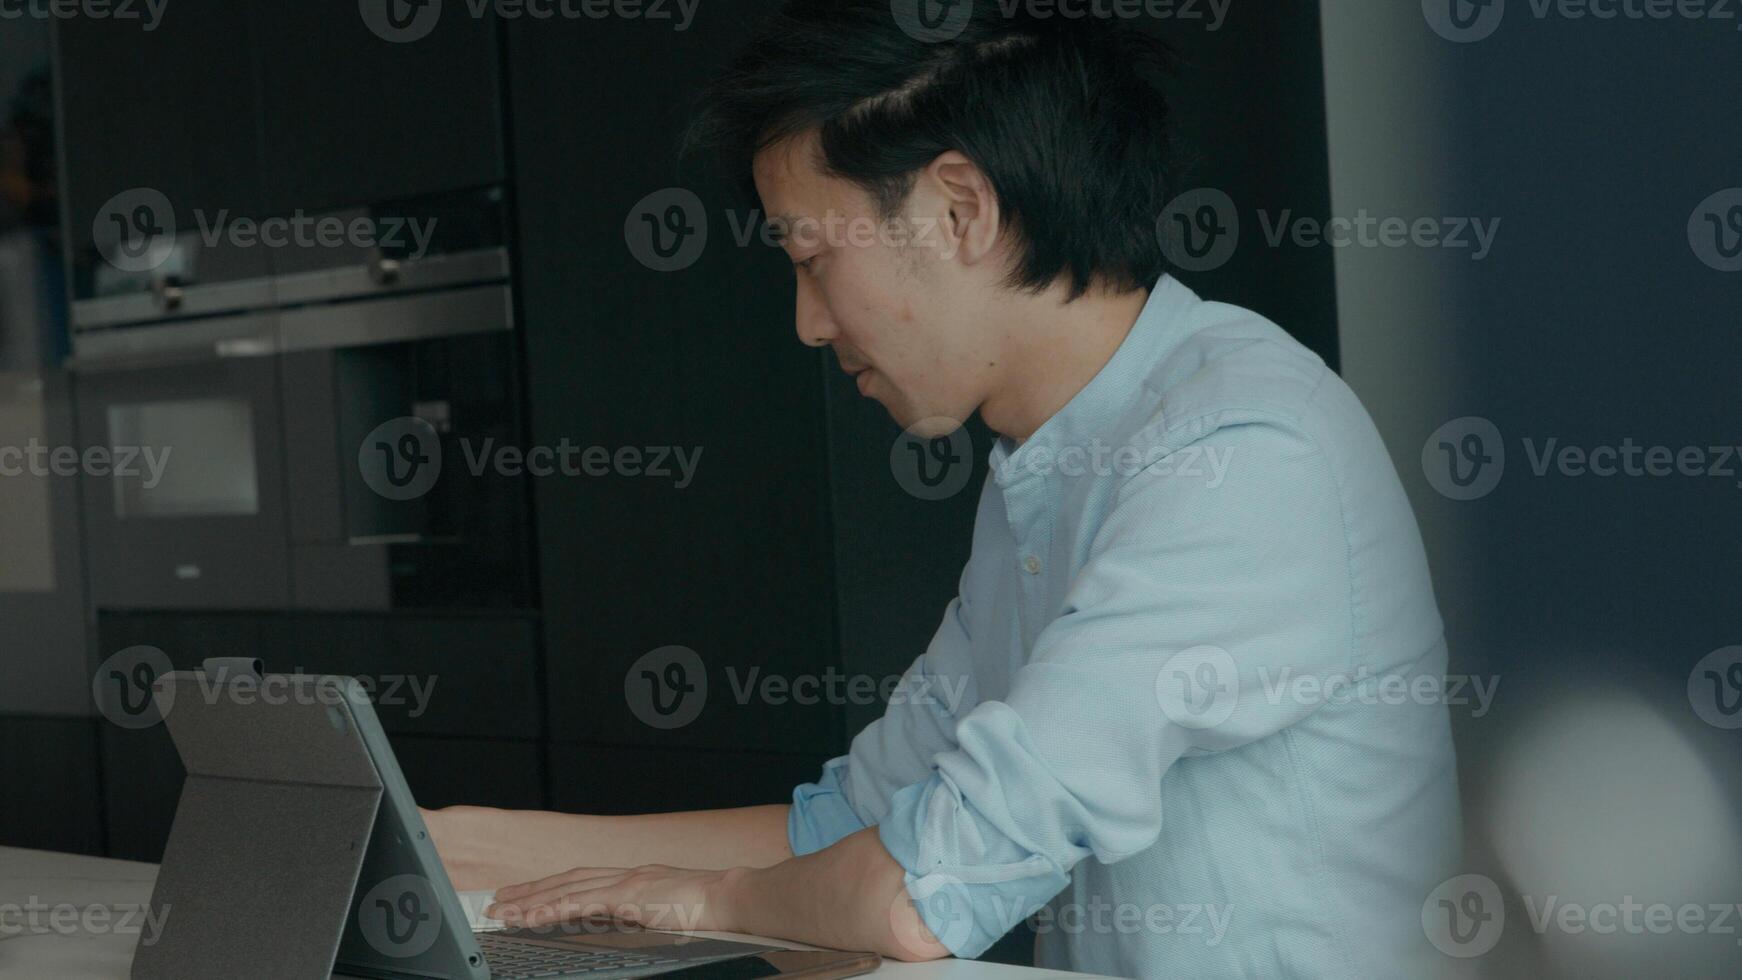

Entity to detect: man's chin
[896,412,967,440]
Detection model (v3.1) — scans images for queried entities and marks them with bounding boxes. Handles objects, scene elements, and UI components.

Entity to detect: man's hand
[486,865,742,933]
[479,827,951,962]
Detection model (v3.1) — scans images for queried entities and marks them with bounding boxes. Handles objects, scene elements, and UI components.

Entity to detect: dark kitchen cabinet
[0,717,105,856]
[507,6,847,762]
[57,0,273,296]
[54,0,505,301]
[547,744,831,816]
[251,0,505,214]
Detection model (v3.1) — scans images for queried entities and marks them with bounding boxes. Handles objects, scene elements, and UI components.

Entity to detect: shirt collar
[988,274,1198,490]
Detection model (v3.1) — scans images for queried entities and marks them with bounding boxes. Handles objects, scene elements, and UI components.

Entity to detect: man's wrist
[708,864,757,934]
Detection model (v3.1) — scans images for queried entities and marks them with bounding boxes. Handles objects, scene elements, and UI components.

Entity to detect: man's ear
[922,150,1001,266]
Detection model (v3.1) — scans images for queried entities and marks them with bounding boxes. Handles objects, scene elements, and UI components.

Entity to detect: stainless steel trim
[73,277,279,329]
[67,284,512,371]
[271,248,508,307]
[275,284,512,353]
[69,247,509,329]
[67,311,282,372]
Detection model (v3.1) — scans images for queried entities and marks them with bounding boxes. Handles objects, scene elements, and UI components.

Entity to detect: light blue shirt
[788,276,1462,978]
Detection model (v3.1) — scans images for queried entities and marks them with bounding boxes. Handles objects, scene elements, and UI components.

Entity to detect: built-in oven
[71,185,533,612]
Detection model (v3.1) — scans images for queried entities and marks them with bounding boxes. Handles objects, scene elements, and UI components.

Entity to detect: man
[428,2,1460,976]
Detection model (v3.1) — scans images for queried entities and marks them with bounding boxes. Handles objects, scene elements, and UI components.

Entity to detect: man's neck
[979,283,1150,444]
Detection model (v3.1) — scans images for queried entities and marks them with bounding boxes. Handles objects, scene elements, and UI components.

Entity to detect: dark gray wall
[1324,3,1742,977]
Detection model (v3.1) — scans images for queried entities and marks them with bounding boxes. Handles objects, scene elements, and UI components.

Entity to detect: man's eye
[795,256,816,272]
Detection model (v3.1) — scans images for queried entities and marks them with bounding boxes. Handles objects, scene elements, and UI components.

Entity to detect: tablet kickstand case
[131,661,385,980]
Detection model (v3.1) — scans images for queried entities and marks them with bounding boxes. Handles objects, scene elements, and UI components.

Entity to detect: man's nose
[794,276,837,348]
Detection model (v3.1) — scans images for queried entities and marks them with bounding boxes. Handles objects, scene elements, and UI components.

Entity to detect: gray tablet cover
[131,660,385,980]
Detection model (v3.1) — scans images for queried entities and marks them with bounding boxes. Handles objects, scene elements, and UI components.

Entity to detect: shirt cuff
[876,777,1071,959]
[788,756,869,856]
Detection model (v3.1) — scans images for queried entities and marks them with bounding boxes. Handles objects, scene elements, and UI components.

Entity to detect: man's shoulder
[1116,298,1337,458]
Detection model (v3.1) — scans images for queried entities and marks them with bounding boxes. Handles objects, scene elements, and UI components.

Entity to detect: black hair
[686,0,1176,299]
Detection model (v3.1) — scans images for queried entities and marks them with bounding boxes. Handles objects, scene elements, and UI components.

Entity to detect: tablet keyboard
[475,932,683,979]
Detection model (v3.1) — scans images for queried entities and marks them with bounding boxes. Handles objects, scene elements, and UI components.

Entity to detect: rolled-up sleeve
[877,421,1355,957]
[789,568,984,855]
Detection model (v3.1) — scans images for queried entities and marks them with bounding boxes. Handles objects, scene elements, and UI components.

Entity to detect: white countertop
[0,846,1094,980]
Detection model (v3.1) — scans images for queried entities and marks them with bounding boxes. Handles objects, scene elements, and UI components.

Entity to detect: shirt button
[1022,554,1042,575]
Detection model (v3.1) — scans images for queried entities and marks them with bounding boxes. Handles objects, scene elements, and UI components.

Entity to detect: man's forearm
[717,825,950,962]
[427,804,794,891]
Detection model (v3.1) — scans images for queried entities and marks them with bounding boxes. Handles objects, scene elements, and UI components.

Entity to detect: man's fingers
[490,872,635,920]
